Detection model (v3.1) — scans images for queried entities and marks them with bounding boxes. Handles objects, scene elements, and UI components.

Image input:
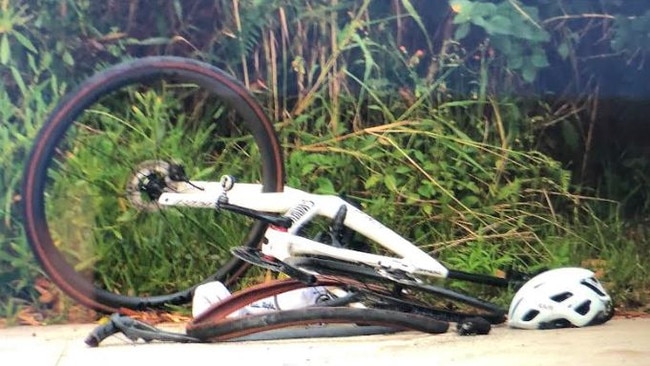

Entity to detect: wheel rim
[24,60,282,311]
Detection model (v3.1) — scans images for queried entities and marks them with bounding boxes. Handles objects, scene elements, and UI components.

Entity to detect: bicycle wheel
[21,56,284,313]
[186,277,448,341]
[283,257,508,324]
[188,307,450,341]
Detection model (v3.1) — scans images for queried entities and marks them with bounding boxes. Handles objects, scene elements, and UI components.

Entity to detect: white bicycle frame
[158,179,449,279]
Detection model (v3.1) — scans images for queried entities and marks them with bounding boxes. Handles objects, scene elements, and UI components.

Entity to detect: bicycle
[22,56,523,320]
[86,277,453,346]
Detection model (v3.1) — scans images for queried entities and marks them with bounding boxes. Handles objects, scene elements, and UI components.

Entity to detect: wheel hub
[126,160,184,211]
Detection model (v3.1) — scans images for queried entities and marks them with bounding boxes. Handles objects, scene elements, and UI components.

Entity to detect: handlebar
[84,318,120,347]
[84,313,201,347]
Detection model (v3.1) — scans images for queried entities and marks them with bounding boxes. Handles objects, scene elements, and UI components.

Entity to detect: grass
[41,83,265,297]
[280,93,650,308]
[1,0,649,322]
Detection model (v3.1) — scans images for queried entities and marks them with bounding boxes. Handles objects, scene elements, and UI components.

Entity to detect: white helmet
[508,267,614,329]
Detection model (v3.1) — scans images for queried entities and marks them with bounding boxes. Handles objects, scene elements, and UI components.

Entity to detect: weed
[2,0,650,320]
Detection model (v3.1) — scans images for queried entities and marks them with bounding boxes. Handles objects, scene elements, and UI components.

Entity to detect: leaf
[451,0,473,24]
[521,63,537,83]
[0,34,10,65]
[557,41,570,60]
[417,183,434,198]
[125,37,172,46]
[461,195,480,207]
[384,174,397,191]
[17,307,44,326]
[401,0,430,45]
[365,174,381,189]
[27,53,37,73]
[117,210,136,223]
[561,120,580,152]
[464,181,480,194]
[300,163,315,175]
[10,66,27,96]
[34,281,58,305]
[531,52,549,68]
[473,1,497,16]
[454,22,471,40]
[395,165,411,174]
[173,0,183,19]
[62,51,74,66]
[508,54,523,69]
[496,179,521,201]
[471,15,489,28]
[315,177,335,194]
[12,31,37,53]
[484,15,512,35]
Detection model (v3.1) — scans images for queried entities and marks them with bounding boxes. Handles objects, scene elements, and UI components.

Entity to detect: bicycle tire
[283,257,507,324]
[21,56,284,313]
[191,277,341,323]
[186,277,448,341]
[188,306,449,341]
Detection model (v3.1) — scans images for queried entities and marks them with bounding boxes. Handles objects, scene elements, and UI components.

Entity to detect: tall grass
[0,46,68,317]
[2,0,649,318]
[43,84,268,296]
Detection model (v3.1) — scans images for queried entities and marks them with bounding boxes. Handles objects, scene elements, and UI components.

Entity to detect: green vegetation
[1,0,650,320]
[44,85,265,296]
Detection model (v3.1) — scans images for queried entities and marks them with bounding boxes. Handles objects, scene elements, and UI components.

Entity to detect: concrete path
[0,317,648,366]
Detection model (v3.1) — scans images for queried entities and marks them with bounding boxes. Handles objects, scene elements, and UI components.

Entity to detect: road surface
[0,317,647,365]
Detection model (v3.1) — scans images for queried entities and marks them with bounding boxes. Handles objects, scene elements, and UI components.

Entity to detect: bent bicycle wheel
[21,56,284,313]
[230,247,506,324]
[188,307,449,341]
[186,277,449,341]
[283,257,508,324]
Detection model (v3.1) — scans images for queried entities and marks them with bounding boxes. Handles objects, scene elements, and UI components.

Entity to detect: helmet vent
[523,309,539,321]
[574,300,591,315]
[550,291,573,303]
[581,278,606,296]
[540,318,572,329]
